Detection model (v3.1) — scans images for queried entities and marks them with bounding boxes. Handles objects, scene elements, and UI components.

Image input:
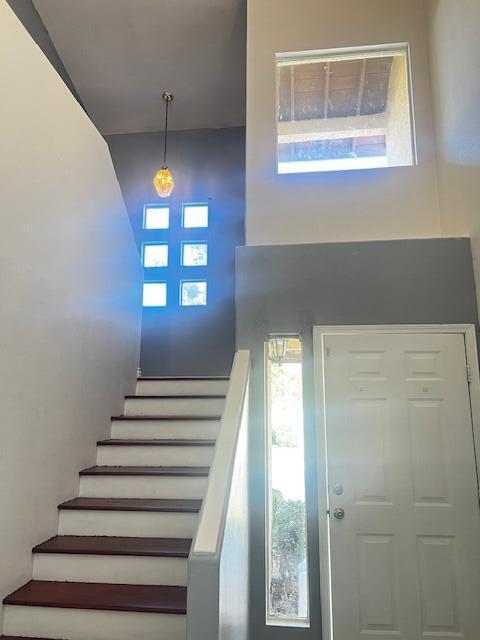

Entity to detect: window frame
[182,202,209,229]
[142,281,168,308]
[275,42,417,174]
[181,240,209,267]
[143,204,170,230]
[142,241,169,269]
[265,334,310,628]
[179,279,208,307]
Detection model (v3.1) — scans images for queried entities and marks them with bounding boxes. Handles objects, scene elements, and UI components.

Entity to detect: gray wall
[107,127,245,377]
[235,237,478,640]
[6,0,83,106]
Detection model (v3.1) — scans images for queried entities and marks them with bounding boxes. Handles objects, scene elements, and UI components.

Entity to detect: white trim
[191,349,250,555]
[313,323,480,640]
[276,42,410,65]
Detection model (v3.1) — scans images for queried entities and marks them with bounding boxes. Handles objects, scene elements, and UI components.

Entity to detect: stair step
[33,536,191,557]
[97,438,215,446]
[96,440,215,468]
[59,498,201,513]
[80,466,209,476]
[3,608,185,640]
[3,580,186,614]
[111,416,220,440]
[123,396,224,417]
[32,537,189,585]
[136,379,228,396]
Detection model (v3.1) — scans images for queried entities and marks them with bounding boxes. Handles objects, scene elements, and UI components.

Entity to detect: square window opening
[180,280,207,306]
[143,282,167,307]
[182,242,208,267]
[143,205,169,229]
[183,204,209,228]
[143,243,168,268]
[276,44,415,174]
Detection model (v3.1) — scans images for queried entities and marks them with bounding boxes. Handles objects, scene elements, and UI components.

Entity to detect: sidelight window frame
[265,334,310,628]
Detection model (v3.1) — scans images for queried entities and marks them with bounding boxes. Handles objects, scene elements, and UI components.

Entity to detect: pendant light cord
[163,97,169,167]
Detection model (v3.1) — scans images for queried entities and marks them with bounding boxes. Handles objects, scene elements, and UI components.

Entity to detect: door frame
[313,323,480,640]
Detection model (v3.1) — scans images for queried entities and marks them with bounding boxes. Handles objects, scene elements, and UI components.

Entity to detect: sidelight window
[266,335,309,627]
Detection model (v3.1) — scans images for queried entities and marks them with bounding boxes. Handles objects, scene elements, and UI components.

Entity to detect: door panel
[322,333,480,640]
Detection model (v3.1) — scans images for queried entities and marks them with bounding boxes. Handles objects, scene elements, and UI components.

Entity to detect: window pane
[183,204,208,228]
[143,244,168,268]
[266,336,309,627]
[144,206,169,229]
[180,281,207,306]
[142,282,167,307]
[182,243,208,266]
[276,45,414,173]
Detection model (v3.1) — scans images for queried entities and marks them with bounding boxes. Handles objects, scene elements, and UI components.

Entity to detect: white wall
[0,0,142,623]
[425,0,480,304]
[246,0,441,246]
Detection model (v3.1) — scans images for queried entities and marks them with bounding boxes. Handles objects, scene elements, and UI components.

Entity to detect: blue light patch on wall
[143,282,167,307]
[143,205,170,229]
[180,280,207,306]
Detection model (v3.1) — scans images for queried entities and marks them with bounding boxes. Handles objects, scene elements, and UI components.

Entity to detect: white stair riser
[136,379,228,396]
[123,396,224,416]
[58,509,197,538]
[80,475,208,499]
[33,553,187,586]
[3,605,185,640]
[111,419,220,440]
[97,445,214,467]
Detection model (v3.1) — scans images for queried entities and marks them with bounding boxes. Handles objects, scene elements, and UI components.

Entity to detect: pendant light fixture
[153,91,175,198]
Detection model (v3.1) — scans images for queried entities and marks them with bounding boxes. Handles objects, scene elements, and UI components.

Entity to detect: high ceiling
[32,0,246,135]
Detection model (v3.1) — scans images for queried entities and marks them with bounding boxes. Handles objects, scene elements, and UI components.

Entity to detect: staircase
[1,376,228,640]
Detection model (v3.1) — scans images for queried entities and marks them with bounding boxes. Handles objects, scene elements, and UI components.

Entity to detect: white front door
[321,332,480,640]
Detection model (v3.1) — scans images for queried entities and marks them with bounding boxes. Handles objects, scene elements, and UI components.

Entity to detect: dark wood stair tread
[125,395,225,399]
[3,580,186,614]
[1,637,66,639]
[97,438,215,446]
[33,536,191,557]
[138,376,228,381]
[80,465,209,476]
[112,415,221,421]
[58,497,202,512]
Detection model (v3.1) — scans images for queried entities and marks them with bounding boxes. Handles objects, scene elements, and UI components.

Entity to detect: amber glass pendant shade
[153,91,175,198]
[153,166,174,198]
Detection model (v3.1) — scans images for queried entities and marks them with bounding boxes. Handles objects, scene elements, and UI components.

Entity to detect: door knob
[333,507,345,520]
